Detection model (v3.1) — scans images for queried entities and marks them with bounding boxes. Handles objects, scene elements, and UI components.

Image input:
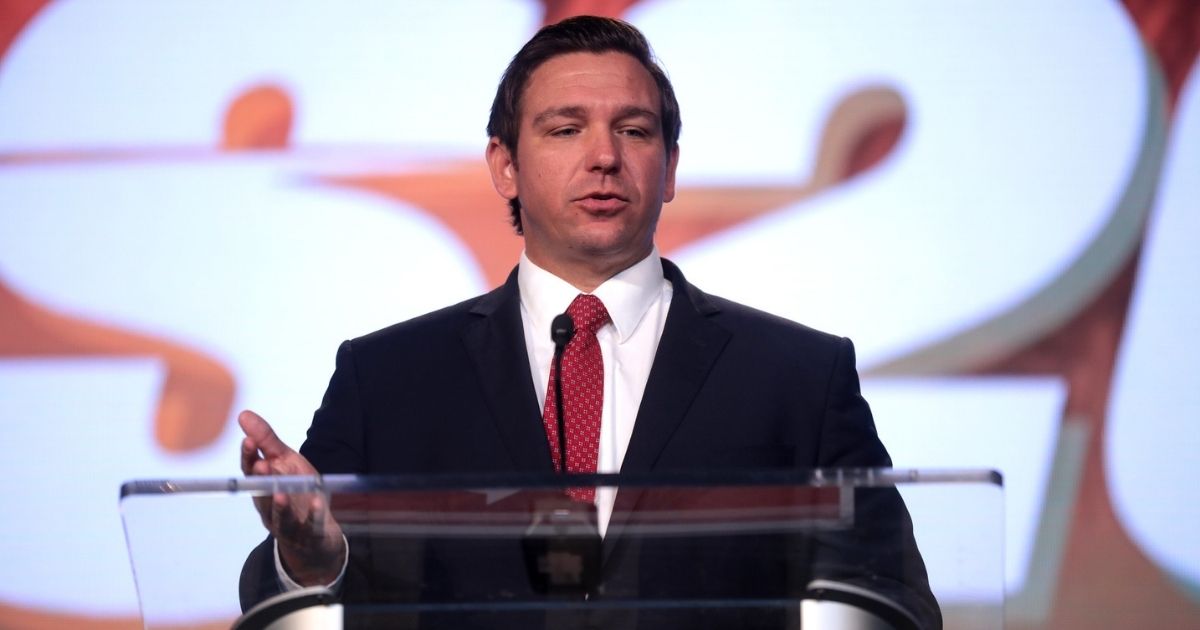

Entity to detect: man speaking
[239,15,940,629]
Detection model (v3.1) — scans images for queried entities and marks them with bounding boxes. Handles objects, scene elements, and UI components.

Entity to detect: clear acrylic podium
[120,469,1002,629]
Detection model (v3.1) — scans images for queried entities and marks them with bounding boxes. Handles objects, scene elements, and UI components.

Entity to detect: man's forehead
[519,51,660,117]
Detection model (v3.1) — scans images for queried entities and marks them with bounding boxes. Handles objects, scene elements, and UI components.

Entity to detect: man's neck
[524,248,653,293]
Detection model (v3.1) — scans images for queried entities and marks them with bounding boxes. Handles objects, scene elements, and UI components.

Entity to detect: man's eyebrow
[531,106,588,127]
[530,105,661,127]
[614,106,661,126]
[614,106,662,122]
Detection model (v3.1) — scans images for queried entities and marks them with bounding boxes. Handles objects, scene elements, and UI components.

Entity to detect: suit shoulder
[344,290,494,359]
[704,292,848,351]
[664,259,848,356]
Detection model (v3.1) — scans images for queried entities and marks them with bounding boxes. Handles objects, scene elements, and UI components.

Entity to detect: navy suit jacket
[241,259,940,628]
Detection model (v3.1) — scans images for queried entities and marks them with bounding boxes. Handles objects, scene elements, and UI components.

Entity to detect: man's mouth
[576,192,629,213]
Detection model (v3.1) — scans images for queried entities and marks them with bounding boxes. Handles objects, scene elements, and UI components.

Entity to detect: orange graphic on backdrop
[0,280,235,452]
[223,84,294,151]
[6,1,1197,629]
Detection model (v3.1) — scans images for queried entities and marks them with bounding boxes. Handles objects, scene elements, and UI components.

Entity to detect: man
[240,15,939,629]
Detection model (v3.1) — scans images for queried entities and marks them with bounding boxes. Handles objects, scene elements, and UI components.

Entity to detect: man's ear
[663,144,680,203]
[486,137,518,202]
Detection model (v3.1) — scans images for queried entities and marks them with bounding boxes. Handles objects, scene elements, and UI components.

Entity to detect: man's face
[487,51,678,283]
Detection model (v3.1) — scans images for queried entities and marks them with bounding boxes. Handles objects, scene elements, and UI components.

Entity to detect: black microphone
[550,313,575,473]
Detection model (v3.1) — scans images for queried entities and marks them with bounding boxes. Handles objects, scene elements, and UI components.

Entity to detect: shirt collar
[518,249,665,344]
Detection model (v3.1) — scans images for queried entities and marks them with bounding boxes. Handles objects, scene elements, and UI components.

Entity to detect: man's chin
[570,237,653,268]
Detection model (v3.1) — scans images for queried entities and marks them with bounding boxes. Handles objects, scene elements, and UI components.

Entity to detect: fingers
[239,408,326,537]
[270,492,345,552]
[238,409,320,481]
[252,479,323,533]
[238,409,292,460]
[241,435,281,477]
[241,436,262,476]
[272,492,324,536]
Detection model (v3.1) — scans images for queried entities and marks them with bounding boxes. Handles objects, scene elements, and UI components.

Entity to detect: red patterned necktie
[542,293,610,502]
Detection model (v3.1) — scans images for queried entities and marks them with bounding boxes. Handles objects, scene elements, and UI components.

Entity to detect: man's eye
[551,127,579,137]
[620,127,649,138]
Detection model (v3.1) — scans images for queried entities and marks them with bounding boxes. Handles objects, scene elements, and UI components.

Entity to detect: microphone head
[551,313,576,349]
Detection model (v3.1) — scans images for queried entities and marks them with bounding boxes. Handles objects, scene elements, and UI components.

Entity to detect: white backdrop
[0,0,1195,625]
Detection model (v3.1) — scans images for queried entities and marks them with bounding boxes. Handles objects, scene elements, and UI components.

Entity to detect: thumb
[238,409,294,460]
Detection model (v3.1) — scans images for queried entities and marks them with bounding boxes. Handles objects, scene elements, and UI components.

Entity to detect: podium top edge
[119,468,1001,499]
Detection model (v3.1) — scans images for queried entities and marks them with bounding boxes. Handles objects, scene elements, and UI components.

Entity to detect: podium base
[801,579,920,630]
[232,586,342,630]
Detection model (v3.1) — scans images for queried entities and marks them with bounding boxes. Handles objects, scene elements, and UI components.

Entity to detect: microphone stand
[550,313,575,473]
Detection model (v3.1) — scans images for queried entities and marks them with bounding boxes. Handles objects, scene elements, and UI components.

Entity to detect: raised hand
[239,409,346,586]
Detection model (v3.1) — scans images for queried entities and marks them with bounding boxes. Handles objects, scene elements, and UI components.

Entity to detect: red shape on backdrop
[539,0,643,26]
[1124,0,1200,110]
[0,0,49,63]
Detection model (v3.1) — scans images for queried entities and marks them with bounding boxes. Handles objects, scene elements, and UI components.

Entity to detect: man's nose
[587,130,620,173]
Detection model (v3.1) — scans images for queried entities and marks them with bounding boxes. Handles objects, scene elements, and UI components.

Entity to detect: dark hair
[487,15,682,234]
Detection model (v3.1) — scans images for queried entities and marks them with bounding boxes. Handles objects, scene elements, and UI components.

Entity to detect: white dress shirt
[277,248,673,588]
[518,249,674,535]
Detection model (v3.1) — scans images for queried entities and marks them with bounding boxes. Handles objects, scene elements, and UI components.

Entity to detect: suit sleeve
[299,339,368,474]
[811,337,943,629]
[814,337,893,468]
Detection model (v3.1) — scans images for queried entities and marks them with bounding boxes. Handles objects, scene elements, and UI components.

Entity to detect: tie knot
[567,294,610,335]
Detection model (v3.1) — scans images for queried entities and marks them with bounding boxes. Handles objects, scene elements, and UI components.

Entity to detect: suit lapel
[460,268,555,473]
[621,260,730,474]
[604,261,731,558]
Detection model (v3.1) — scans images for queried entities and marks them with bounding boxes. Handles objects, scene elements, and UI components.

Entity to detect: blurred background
[1,0,1197,628]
